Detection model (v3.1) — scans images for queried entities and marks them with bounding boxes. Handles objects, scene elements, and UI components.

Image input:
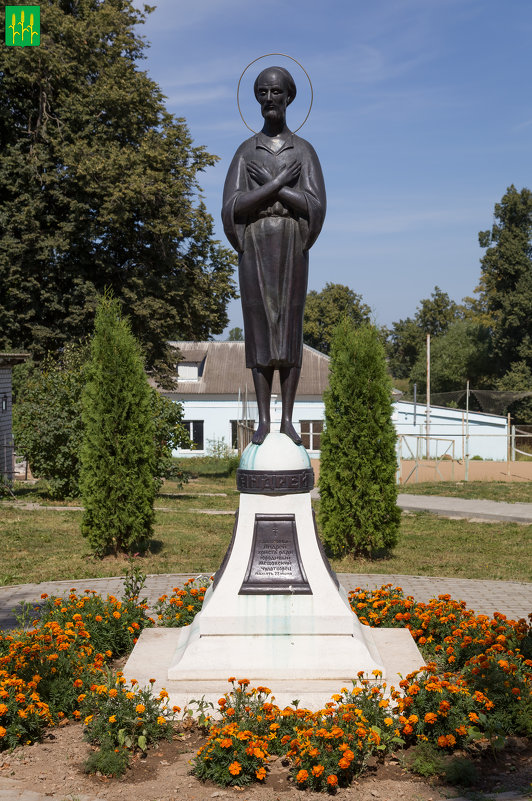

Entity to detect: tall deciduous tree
[410,320,492,393]
[0,0,236,384]
[80,296,156,555]
[477,185,532,375]
[386,286,463,379]
[303,283,371,355]
[319,320,400,558]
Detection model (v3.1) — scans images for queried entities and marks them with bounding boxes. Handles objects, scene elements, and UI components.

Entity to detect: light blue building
[160,342,508,462]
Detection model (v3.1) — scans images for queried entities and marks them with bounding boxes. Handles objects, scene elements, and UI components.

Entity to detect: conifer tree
[319,320,400,557]
[80,295,156,555]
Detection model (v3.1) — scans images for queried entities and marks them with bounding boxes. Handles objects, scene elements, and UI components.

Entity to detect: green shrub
[84,743,130,777]
[405,740,444,777]
[12,344,88,499]
[444,756,479,786]
[319,320,400,557]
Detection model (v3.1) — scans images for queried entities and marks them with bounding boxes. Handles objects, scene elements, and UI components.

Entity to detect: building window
[177,362,200,381]
[1,395,7,412]
[182,420,204,450]
[300,420,323,451]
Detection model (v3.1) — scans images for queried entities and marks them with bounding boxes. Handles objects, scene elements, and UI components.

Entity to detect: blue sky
[134,0,532,334]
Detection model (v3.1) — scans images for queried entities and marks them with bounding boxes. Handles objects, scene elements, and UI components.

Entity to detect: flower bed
[0,576,530,791]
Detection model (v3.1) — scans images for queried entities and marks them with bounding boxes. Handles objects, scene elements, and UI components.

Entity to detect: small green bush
[406,741,444,777]
[84,743,130,777]
[444,756,479,786]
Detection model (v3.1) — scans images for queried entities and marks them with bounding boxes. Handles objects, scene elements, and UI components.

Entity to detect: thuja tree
[319,320,400,557]
[80,296,156,555]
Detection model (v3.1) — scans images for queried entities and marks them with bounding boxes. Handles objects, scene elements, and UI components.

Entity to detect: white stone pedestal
[124,434,424,708]
[168,490,385,679]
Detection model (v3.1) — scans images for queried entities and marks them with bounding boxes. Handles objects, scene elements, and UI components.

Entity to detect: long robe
[222,131,326,368]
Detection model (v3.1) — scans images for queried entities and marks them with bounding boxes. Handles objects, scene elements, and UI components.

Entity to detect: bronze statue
[222,66,326,445]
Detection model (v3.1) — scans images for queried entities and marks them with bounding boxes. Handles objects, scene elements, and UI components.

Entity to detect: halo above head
[237,53,313,134]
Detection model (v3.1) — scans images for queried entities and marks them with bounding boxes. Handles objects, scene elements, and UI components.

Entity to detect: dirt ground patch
[0,722,531,801]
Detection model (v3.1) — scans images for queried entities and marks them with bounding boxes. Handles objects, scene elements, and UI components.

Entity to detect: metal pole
[426,334,430,460]
[507,413,511,475]
[465,380,470,482]
[511,424,516,462]
[413,383,417,427]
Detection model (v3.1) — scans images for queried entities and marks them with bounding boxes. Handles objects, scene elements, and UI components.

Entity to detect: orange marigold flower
[228,761,241,776]
[0,727,6,738]
[296,769,309,784]
[109,689,118,698]
[0,704,8,716]
[135,704,145,714]
[312,764,325,777]
[113,611,121,619]
[327,774,338,786]
[157,716,166,725]
[256,767,267,781]
[109,715,117,723]
[424,712,437,724]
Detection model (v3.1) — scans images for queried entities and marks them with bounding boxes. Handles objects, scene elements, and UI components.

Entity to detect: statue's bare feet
[252,422,270,444]
[280,421,302,445]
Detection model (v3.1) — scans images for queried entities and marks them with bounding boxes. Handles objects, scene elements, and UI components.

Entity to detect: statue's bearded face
[256,70,289,124]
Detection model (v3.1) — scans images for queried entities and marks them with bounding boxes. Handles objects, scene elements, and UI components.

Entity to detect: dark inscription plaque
[239,514,312,595]
[237,468,314,494]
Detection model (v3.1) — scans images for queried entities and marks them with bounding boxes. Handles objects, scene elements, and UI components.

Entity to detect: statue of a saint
[222,66,326,445]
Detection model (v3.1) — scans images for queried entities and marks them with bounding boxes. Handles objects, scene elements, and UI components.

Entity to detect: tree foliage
[12,344,88,498]
[13,340,187,500]
[386,287,463,379]
[0,0,237,383]
[319,320,400,557]
[477,185,532,374]
[410,320,492,393]
[81,296,157,554]
[227,327,244,341]
[303,283,371,355]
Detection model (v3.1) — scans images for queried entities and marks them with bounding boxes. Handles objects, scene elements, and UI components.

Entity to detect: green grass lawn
[1,474,531,585]
[399,480,532,503]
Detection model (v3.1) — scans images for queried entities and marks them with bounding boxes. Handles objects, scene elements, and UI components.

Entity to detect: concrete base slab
[123,625,425,711]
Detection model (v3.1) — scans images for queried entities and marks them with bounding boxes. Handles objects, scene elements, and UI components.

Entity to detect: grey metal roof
[160,341,330,398]
[0,352,30,367]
